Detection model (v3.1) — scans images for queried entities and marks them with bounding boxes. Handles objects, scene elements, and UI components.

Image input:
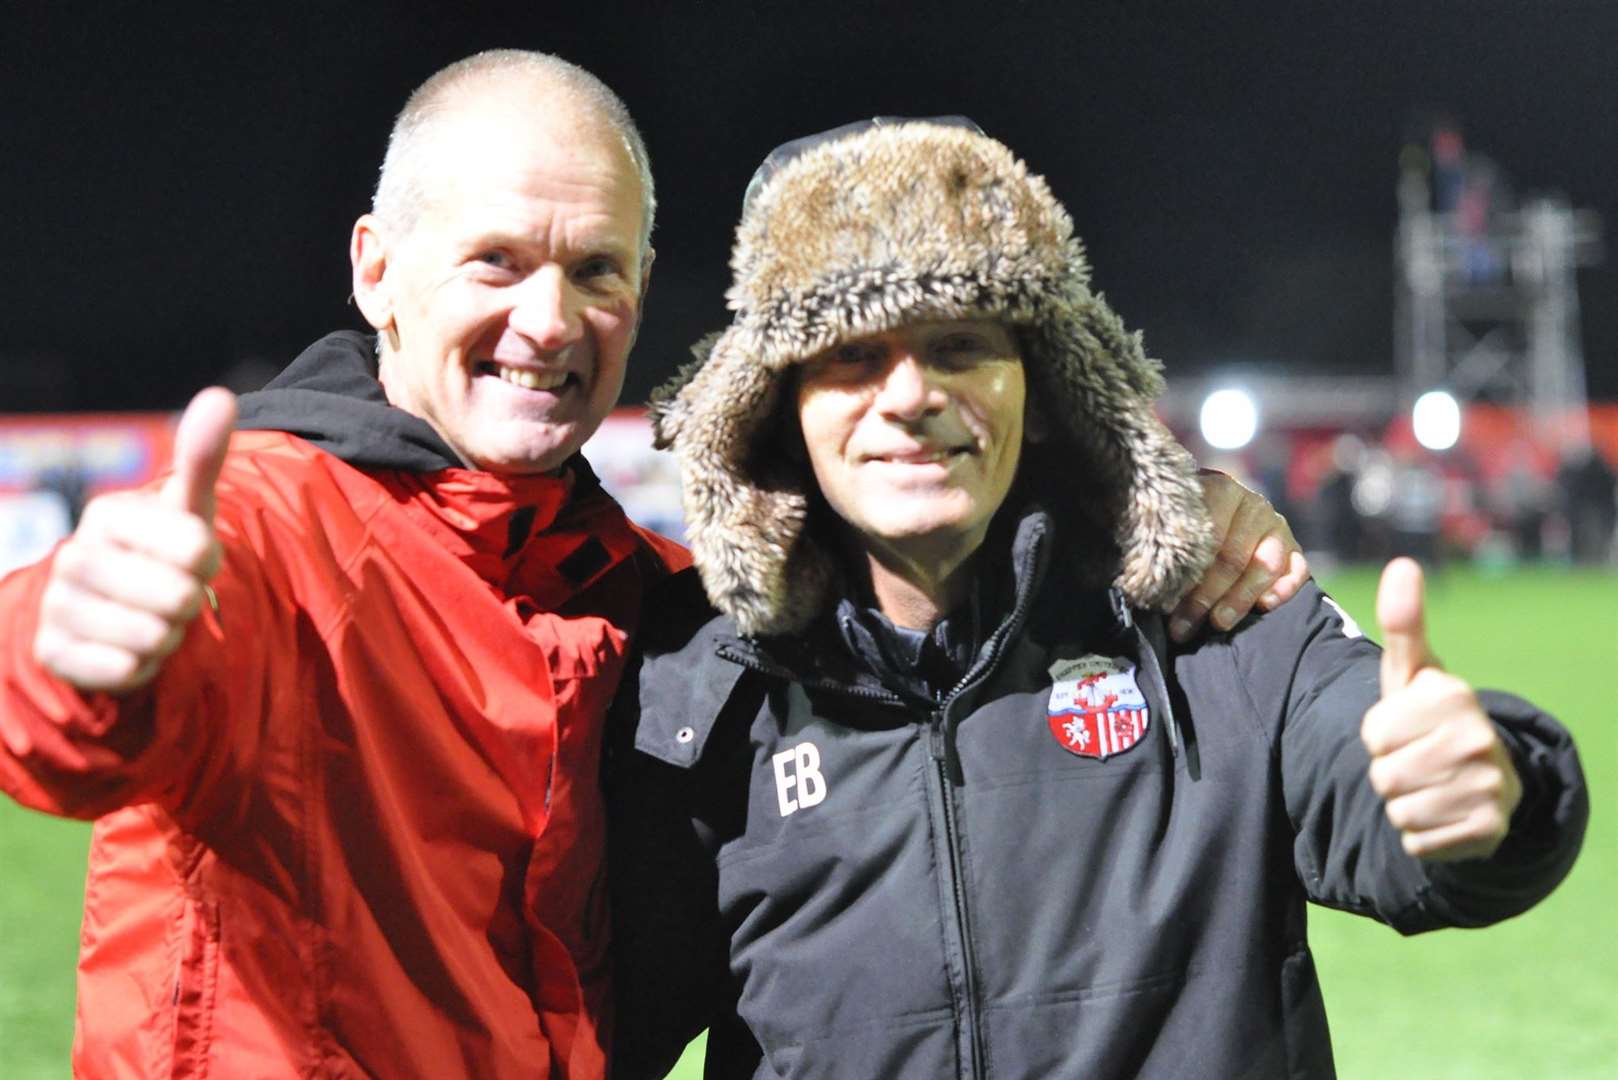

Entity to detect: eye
[831,342,882,367]
[936,332,988,355]
[573,255,625,285]
[801,340,884,387]
[929,332,994,369]
[474,249,515,270]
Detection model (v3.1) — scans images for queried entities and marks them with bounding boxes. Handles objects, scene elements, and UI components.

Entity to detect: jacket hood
[650,119,1213,637]
[236,331,465,472]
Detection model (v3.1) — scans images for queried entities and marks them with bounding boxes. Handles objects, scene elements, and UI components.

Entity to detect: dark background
[4,1,1613,412]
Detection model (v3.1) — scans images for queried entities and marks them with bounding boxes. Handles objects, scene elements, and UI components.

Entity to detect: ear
[350,214,394,335]
[631,247,656,331]
[627,246,656,348]
[638,246,656,303]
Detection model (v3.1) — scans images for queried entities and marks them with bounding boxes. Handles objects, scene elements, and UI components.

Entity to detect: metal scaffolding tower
[1395,160,1603,447]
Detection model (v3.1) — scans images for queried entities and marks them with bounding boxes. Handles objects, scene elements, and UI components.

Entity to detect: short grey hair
[371,49,656,250]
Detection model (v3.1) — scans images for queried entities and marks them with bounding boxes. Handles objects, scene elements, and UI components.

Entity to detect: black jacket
[608,506,1585,1079]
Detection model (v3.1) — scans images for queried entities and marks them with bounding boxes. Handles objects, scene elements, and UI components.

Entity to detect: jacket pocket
[159,898,222,1077]
[1279,943,1335,1079]
[632,659,751,768]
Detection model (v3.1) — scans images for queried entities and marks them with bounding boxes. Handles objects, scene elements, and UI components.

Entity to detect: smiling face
[794,319,1031,568]
[351,88,650,475]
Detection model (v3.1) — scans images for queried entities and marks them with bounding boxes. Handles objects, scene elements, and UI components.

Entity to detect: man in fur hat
[607,118,1587,1078]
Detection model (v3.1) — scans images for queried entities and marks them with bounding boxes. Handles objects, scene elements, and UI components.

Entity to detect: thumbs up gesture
[33,388,237,694]
[1361,558,1522,861]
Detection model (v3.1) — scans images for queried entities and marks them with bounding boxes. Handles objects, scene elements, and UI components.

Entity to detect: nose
[874,354,944,422]
[508,265,583,351]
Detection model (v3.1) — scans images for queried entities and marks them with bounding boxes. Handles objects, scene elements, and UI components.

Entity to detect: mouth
[866,446,968,465]
[476,361,578,393]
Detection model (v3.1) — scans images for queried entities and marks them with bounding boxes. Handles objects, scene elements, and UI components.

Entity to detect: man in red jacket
[3,49,679,1079]
[1,53,1302,1079]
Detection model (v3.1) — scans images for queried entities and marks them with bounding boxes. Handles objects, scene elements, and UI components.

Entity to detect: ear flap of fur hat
[650,324,839,637]
[652,119,1213,637]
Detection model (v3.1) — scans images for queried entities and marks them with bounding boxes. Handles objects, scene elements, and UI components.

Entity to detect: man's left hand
[1361,558,1522,861]
[1169,469,1309,642]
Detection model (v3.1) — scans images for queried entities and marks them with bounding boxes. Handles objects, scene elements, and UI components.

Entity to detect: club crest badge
[1046,655,1150,760]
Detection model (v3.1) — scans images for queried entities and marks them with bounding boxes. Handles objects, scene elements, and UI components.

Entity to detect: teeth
[495,365,568,392]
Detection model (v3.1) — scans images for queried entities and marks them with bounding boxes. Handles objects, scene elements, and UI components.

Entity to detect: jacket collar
[237,331,463,471]
[380,467,572,582]
[731,502,1125,692]
[240,330,628,593]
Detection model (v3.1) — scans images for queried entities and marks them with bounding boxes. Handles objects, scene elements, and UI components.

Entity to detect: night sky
[5,1,1614,413]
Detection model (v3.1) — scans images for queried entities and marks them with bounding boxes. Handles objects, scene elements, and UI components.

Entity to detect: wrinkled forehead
[416,92,647,229]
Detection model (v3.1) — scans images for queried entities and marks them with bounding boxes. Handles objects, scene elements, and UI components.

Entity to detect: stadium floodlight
[1199,388,1259,450]
[1412,390,1462,451]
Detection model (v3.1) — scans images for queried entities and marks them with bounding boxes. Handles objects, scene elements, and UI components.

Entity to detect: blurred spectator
[1425,119,1510,285]
[1430,123,1467,214]
[1312,433,1367,563]
[1556,447,1618,565]
[1386,453,1446,565]
[1456,155,1509,285]
[1250,433,1297,533]
[1493,444,1556,559]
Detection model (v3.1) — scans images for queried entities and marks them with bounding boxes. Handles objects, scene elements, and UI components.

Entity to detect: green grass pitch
[2,565,1612,1078]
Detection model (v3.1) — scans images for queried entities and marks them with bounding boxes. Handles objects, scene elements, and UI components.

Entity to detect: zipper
[931,518,1048,783]
[929,705,987,1078]
[922,521,1048,1079]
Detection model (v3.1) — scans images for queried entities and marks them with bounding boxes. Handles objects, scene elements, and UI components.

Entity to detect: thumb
[160,387,238,522]
[1377,556,1438,696]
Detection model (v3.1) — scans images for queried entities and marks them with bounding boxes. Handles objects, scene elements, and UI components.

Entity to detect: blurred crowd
[5,406,1617,577]
[1226,425,1618,572]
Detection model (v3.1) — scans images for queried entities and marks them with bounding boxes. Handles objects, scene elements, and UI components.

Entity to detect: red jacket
[0,422,685,1078]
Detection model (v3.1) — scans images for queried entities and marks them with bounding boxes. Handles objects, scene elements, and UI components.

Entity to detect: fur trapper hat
[651,118,1213,637]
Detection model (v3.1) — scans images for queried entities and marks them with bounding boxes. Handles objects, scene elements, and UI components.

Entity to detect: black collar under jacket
[833,596,979,707]
[236,331,460,471]
[731,504,1127,706]
[234,330,604,492]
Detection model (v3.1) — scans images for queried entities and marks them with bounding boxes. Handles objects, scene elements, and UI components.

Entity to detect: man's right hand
[33,387,237,694]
